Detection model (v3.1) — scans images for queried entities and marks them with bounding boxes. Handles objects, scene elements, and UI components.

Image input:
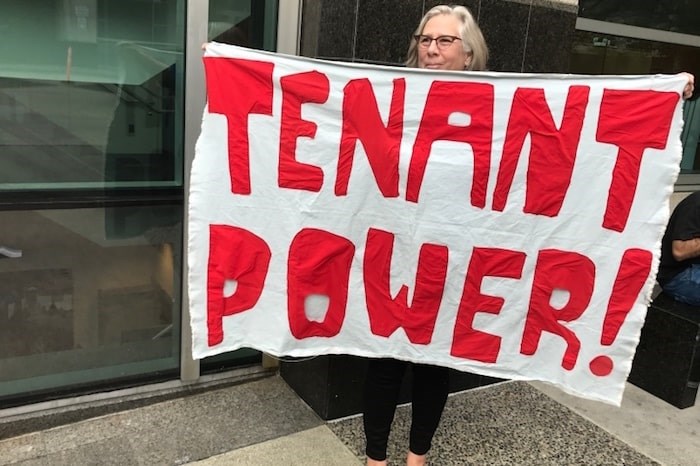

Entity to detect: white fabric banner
[189,43,686,405]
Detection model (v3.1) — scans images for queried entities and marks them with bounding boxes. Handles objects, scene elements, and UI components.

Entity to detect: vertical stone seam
[351,0,360,60]
[521,0,534,72]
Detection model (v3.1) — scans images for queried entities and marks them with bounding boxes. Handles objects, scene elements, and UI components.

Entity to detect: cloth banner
[189,42,687,405]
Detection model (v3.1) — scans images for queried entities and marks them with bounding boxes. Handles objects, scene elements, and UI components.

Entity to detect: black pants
[363,358,450,461]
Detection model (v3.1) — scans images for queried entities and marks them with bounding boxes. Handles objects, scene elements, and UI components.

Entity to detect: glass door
[0,0,185,407]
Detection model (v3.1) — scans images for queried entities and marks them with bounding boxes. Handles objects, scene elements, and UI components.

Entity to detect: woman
[196,6,696,462]
[362,5,695,466]
[362,6,489,466]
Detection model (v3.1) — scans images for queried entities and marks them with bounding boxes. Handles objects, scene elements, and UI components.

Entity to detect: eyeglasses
[414,35,462,50]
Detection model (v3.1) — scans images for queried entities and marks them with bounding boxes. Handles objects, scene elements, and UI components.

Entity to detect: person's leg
[407,364,450,463]
[662,264,700,306]
[363,358,407,463]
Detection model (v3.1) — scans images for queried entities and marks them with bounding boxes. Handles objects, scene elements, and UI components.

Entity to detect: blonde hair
[406,5,488,71]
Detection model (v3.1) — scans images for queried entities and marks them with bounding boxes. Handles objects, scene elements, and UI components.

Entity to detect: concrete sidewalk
[0,374,694,465]
[187,426,361,465]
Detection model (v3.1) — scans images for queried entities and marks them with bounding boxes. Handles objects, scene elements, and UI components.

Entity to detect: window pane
[0,0,184,190]
[570,30,700,174]
[209,0,278,51]
[579,0,700,37]
[0,205,182,401]
[682,99,700,173]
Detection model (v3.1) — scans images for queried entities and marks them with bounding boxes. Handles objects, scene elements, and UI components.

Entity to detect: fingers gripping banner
[189,43,686,406]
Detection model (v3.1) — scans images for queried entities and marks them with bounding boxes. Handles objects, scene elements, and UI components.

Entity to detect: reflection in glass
[0,205,182,401]
[208,0,277,50]
[579,0,700,37]
[0,0,184,189]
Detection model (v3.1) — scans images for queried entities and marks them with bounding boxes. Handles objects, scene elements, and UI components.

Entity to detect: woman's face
[417,14,471,71]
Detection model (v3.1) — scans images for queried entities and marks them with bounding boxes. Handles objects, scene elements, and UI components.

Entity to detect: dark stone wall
[300,0,578,72]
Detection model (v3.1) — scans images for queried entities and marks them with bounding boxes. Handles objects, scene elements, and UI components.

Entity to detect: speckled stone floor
[328,381,658,466]
[0,375,682,465]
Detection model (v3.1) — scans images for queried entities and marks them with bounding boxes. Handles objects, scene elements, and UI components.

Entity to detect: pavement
[0,373,697,465]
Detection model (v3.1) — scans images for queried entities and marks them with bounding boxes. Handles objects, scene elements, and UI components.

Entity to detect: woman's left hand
[682,72,695,99]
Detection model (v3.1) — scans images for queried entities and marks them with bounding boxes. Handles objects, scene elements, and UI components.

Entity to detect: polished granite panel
[281,355,377,420]
[628,293,700,409]
[354,0,424,65]
[281,355,502,420]
[423,0,481,19]
[478,0,531,71]
[329,381,658,465]
[522,4,577,72]
[300,0,323,57]
[301,0,358,60]
[533,0,578,13]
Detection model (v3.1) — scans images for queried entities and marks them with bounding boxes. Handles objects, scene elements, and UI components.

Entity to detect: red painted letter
[596,89,679,232]
[207,225,272,346]
[521,249,595,370]
[602,248,652,345]
[203,57,274,195]
[336,78,405,197]
[451,247,526,363]
[493,86,589,216]
[363,228,448,344]
[287,228,354,339]
[406,82,494,207]
[279,71,330,191]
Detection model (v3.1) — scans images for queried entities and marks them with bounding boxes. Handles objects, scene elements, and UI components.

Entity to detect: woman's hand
[682,72,695,100]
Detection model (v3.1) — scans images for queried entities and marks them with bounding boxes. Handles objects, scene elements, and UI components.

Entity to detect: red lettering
[451,247,526,363]
[602,248,652,345]
[521,249,595,370]
[287,228,354,338]
[207,225,272,346]
[363,228,448,344]
[493,86,589,216]
[279,71,330,191]
[336,78,405,197]
[596,90,680,232]
[406,82,494,207]
[203,57,274,195]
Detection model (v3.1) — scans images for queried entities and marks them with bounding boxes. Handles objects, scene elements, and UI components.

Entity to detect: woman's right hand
[682,72,695,100]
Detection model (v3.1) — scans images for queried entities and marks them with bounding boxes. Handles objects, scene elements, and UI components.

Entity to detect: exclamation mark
[589,248,652,376]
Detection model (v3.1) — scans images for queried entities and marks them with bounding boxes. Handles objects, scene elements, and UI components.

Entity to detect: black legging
[363,358,450,461]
